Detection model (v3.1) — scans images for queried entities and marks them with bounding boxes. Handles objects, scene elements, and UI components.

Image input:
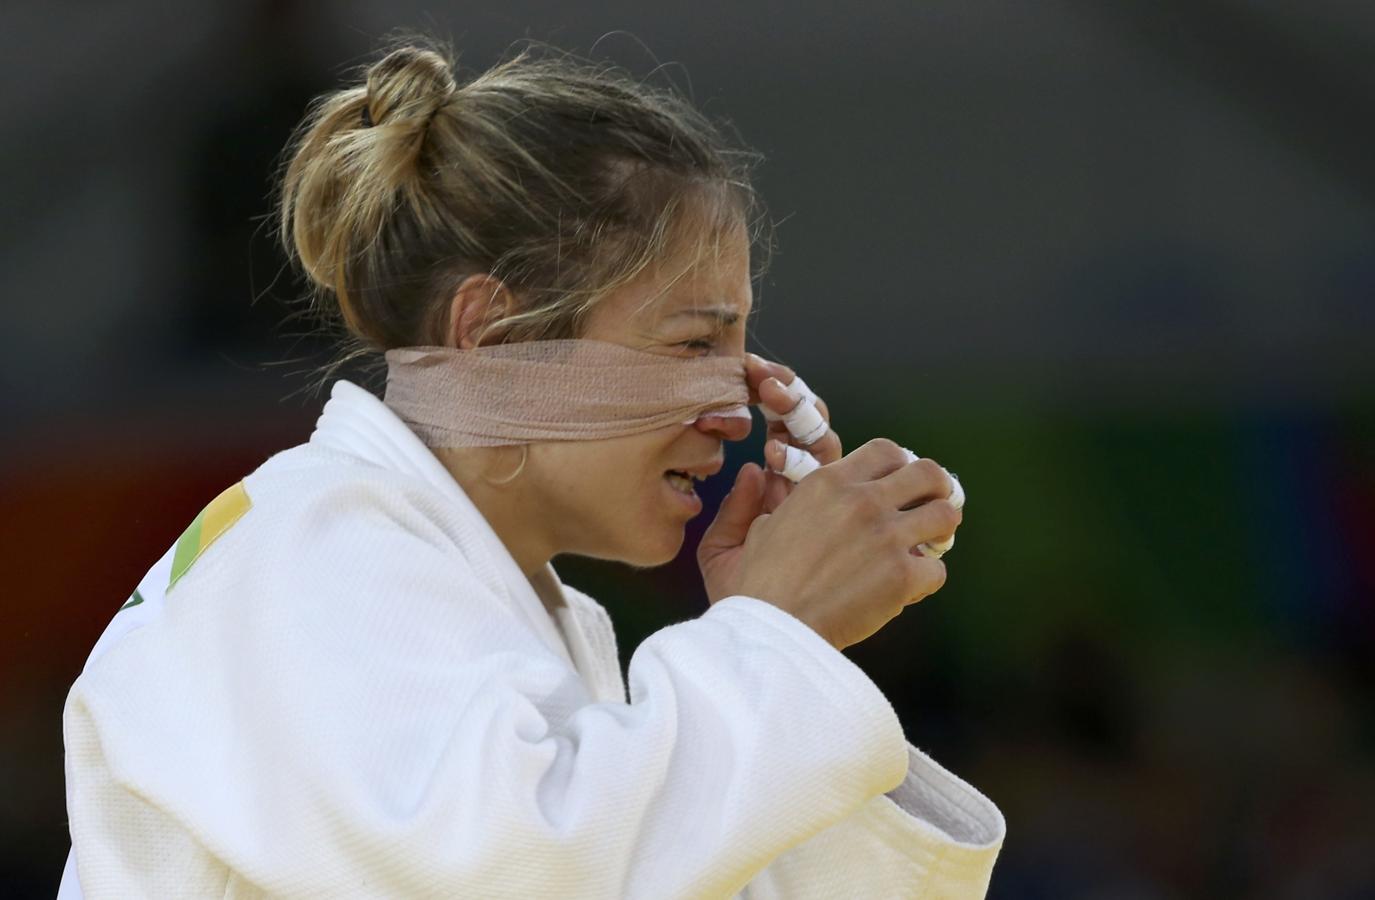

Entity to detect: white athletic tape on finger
[948,474,965,511]
[781,397,829,445]
[900,447,965,509]
[759,375,828,445]
[779,444,821,482]
[761,375,818,423]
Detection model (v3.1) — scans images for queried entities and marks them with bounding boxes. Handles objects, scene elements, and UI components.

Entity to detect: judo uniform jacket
[59,379,1005,898]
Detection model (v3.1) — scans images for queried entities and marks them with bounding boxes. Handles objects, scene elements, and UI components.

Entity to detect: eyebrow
[665,307,742,326]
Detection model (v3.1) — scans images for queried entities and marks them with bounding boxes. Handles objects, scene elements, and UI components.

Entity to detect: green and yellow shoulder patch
[168,481,252,591]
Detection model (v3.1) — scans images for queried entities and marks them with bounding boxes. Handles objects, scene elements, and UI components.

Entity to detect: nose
[692,410,753,443]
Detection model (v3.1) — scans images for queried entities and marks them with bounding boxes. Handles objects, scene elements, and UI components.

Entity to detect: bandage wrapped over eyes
[384,340,962,558]
[383,340,749,448]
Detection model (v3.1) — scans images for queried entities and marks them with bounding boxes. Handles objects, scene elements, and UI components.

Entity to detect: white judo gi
[58,380,1005,899]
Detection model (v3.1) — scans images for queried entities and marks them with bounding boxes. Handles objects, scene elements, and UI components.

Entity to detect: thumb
[700,462,766,555]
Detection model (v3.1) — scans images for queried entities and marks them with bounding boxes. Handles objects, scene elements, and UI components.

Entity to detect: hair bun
[362,46,457,128]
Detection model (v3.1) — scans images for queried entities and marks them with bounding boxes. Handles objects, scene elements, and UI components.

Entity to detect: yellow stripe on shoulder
[168,480,253,591]
[200,481,252,550]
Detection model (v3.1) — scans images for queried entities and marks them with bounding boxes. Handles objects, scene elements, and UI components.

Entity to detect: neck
[437,446,554,578]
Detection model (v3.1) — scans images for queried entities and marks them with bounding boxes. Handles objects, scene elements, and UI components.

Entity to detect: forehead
[620,231,754,325]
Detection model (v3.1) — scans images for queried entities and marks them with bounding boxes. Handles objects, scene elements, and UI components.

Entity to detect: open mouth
[664,470,700,495]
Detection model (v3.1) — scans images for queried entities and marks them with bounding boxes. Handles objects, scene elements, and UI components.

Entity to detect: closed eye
[677,338,716,351]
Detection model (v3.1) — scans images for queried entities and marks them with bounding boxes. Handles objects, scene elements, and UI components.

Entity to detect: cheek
[548,440,670,516]
[603,444,674,510]
[578,437,686,531]
[541,428,682,522]
[536,431,690,561]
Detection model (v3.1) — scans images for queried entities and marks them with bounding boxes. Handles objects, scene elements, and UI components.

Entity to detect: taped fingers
[764,373,825,447]
[894,447,966,511]
[760,374,818,423]
[782,396,829,446]
[881,450,965,559]
[777,444,821,482]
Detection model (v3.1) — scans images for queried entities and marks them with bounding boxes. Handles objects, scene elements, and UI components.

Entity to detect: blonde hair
[276,37,767,368]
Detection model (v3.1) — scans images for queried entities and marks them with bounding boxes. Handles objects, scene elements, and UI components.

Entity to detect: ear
[447,274,518,349]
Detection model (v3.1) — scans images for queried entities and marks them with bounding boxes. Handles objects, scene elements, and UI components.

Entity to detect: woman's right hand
[699,438,960,651]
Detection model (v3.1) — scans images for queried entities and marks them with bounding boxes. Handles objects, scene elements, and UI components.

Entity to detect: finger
[764,437,788,473]
[761,470,792,513]
[771,417,841,464]
[766,439,821,483]
[828,438,913,483]
[801,424,843,464]
[757,374,837,461]
[763,388,832,424]
[744,352,796,403]
[917,533,955,559]
[757,373,816,419]
[894,452,964,558]
[756,377,829,450]
[894,498,962,551]
[902,557,948,605]
[894,448,966,511]
[698,462,767,557]
[758,374,821,422]
[874,456,954,509]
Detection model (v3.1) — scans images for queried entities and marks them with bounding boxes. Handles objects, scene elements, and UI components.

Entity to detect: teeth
[665,472,695,494]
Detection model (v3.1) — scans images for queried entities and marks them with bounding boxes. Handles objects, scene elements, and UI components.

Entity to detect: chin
[617,522,687,569]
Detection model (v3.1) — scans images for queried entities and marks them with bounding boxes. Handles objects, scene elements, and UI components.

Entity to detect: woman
[59,41,1004,898]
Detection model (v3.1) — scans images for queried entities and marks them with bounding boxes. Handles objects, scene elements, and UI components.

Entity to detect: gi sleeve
[63,490,919,899]
[742,742,1005,899]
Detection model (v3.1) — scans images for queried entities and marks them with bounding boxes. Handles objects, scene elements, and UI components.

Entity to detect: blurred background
[3,1,1373,896]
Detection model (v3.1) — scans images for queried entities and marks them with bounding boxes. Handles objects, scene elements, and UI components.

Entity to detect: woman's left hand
[745,353,842,512]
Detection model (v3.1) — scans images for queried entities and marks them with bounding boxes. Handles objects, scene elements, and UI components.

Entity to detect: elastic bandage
[384,340,748,448]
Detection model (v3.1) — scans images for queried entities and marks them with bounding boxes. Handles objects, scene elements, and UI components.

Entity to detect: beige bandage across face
[383,339,750,448]
[385,342,964,559]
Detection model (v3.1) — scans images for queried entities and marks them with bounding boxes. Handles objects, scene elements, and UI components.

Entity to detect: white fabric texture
[59,379,1004,899]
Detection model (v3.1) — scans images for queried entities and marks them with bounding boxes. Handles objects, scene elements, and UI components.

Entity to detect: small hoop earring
[486,444,529,486]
